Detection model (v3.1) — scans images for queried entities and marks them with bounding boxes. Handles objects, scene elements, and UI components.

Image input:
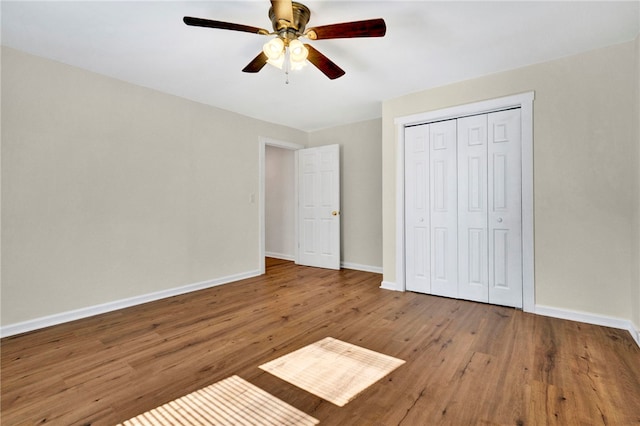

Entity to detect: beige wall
[383,39,639,326]
[4,37,635,331]
[309,119,383,270]
[1,47,385,328]
[1,47,308,326]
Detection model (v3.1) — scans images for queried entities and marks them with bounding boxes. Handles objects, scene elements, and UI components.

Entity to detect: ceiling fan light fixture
[289,39,308,62]
[262,37,285,61]
[184,2,386,80]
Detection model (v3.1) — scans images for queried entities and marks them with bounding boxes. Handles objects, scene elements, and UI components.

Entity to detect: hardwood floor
[2,258,639,425]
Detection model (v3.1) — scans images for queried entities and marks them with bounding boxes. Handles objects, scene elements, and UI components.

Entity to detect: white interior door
[488,109,522,307]
[458,114,489,302]
[429,120,458,298]
[296,144,341,270]
[405,125,430,293]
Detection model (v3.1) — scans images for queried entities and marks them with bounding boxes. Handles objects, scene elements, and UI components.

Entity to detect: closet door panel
[405,125,430,293]
[457,115,489,302]
[429,120,458,298]
[404,108,523,308]
[488,109,523,308]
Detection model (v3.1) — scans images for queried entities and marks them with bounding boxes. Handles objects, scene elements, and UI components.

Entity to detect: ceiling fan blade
[305,18,386,40]
[270,0,294,29]
[305,44,345,80]
[183,16,269,35]
[242,52,269,73]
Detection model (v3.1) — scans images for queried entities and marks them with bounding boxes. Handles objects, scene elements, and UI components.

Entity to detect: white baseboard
[265,252,295,261]
[0,269,262,338]
[535,305,640,348]
[5,272,638,350]
[380,280,402,291]
[374,287,640,348]
[264,254,382,274]
[341,262,383,274]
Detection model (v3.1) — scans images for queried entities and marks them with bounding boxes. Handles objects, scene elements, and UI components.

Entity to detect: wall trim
[535,304,640,348]
[264,254,382,274]
[265,251,295,261]
[380,280,402,291]
[394,91,535,312]
[341,262,383,274]
[0,270,261,339]
[264,255,382,274]
[373,287,640,347]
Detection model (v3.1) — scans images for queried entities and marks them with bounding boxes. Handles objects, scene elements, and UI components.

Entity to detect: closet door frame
[394,92,535,312]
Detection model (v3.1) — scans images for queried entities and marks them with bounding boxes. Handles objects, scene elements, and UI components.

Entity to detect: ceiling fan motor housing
[269,1,311,39]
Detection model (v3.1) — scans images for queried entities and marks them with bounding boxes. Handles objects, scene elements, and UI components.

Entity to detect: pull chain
[284,47,290,84]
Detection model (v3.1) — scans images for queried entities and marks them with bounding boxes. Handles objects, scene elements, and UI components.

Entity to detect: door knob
[497,217,503,223]
[331,211,340,216]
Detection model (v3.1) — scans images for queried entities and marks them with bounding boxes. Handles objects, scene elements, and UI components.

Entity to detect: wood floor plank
[2,258,639,425]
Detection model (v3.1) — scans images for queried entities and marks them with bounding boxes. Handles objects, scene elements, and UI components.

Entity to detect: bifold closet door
[487,109,522,308]
[428,120,458,298]
[404,109,522,308]
[457,114,489,303]
[405,124,430,293]
[457,110,523,307]
[405,121,458,296]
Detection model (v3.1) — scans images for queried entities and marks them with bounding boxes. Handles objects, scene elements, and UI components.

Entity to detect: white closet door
[404,125,430,293]
[404,109,523,308]
[429,120,458,298]
[457,114,489,303]
[488,109,522,308]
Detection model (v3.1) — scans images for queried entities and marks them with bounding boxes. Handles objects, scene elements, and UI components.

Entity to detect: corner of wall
[380,281,402,291]
[0,45,3,329]
[633,33,640,334]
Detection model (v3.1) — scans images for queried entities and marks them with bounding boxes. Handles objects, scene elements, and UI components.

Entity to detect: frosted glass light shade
[289,39,308,62]
[263,38,285,61]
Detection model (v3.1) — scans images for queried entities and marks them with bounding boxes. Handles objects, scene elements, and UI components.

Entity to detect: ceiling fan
[183,0,386,80]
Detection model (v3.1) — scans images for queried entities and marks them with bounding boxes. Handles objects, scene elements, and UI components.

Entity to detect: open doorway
[258,137,304,273]
[265,145,296,260]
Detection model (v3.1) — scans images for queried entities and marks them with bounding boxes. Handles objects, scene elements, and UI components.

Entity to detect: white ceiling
[2,1,639,132]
